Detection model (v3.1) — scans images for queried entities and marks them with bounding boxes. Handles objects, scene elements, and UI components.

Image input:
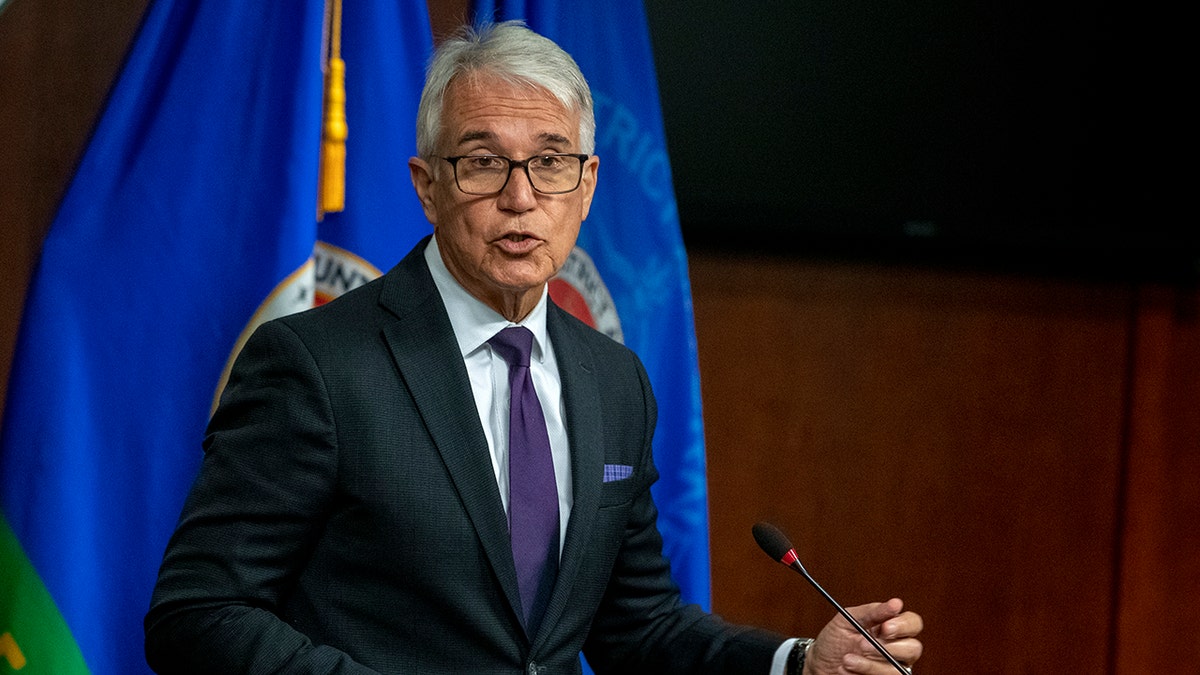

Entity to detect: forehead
[440,74,579,151]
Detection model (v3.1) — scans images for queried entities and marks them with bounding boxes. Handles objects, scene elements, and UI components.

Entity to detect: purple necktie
[489,326,559,631]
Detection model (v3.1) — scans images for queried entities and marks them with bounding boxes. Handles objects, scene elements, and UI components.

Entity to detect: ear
[409,157,439,224]
[578,154,600,222]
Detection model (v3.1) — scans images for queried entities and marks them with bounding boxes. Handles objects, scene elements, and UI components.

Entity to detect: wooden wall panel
[690,251,1134,674]
[1116,287,1200,672]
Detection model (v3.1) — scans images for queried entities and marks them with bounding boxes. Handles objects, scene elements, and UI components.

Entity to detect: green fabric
[0,515,89,673]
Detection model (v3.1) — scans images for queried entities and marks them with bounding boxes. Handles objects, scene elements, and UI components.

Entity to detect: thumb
[848,598,903,632]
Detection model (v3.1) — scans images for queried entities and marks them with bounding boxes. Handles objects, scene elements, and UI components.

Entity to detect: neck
[487,287,543,323]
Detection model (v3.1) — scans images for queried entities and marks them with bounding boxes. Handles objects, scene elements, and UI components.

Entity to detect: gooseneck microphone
[752,522,911,675]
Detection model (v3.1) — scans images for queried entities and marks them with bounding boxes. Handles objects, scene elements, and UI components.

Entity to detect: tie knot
[488,326,534,368]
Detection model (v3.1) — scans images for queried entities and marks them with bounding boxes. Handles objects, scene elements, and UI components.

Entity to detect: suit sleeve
[580,351,786,674]
[143,319,379,675]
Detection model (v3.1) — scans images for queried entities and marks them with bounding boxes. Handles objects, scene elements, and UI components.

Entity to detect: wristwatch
[786,638,814,675]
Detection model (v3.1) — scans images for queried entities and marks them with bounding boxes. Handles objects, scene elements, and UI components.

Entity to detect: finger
[858,636,922,665]
[842,651,915,675]
[878,610,923,640]
[847,598,904,631]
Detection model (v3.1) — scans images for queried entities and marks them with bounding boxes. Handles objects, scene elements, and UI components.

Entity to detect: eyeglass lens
[454,155,583,195]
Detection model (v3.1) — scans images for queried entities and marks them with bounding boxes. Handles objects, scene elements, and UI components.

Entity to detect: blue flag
[472,0,712,611]
[0,1,432,673]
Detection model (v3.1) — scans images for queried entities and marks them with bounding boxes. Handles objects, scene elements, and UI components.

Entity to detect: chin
[490,267,552,293]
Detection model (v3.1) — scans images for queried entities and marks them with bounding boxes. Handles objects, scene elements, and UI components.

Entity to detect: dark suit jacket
[145,238,784,674]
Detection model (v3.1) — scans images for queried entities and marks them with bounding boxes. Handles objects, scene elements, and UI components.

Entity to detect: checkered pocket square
[603,464,633,482]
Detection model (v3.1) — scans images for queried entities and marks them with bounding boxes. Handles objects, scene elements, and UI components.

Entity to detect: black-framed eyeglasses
[442,154,590,195]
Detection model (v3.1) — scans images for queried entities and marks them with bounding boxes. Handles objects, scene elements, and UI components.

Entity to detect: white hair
[415,20,596,158]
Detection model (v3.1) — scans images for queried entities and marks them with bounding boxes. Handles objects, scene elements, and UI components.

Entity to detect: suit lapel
[378,245,611,645]
[535,306,604,644]
[377,242,525,628]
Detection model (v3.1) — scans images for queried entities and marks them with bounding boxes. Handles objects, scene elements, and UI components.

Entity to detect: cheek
[434,199,481,239]
[549,223,582,268]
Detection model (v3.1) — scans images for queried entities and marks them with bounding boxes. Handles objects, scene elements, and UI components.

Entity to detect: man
[145,21,922,674]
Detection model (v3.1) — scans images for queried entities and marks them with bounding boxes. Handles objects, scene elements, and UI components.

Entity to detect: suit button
[526,662,541,675]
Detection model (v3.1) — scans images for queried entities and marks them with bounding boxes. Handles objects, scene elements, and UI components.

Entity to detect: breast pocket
[597,463,639,507]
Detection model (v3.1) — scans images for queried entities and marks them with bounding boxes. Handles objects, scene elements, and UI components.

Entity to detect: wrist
[786,638,814,675]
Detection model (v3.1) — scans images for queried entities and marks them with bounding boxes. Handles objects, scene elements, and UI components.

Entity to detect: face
[409,74,599,321]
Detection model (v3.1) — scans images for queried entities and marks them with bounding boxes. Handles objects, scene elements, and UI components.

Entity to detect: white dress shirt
[424,236,572,555]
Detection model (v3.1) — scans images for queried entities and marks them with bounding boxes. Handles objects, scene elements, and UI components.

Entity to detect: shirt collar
[424,234,550,362]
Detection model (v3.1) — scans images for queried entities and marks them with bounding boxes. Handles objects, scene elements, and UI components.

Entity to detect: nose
[497,162,538,211]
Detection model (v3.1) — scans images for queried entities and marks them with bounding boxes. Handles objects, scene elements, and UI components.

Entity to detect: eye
[463,155,506,171]
[532,155,567,170]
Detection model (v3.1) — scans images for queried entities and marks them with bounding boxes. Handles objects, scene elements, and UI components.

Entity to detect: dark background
[644,0,1191,281]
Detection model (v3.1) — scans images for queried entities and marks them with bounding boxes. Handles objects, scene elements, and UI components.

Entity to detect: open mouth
[495,232,541,254]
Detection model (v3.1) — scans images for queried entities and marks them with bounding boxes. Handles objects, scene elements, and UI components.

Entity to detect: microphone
[752,522,911,675]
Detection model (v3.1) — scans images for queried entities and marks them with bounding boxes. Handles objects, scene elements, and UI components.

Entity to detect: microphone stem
[789,560,910,675]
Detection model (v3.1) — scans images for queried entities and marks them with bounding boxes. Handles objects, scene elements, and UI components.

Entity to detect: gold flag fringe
[318,0,346,217]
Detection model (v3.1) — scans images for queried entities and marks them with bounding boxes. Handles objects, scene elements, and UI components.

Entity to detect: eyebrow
[455,130,495,146]
[453,130,573,149]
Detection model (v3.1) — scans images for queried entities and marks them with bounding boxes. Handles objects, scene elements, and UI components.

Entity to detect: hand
[804,598,923,675]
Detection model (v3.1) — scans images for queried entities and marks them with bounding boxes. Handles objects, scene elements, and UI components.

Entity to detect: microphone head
[752,522,794,562]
